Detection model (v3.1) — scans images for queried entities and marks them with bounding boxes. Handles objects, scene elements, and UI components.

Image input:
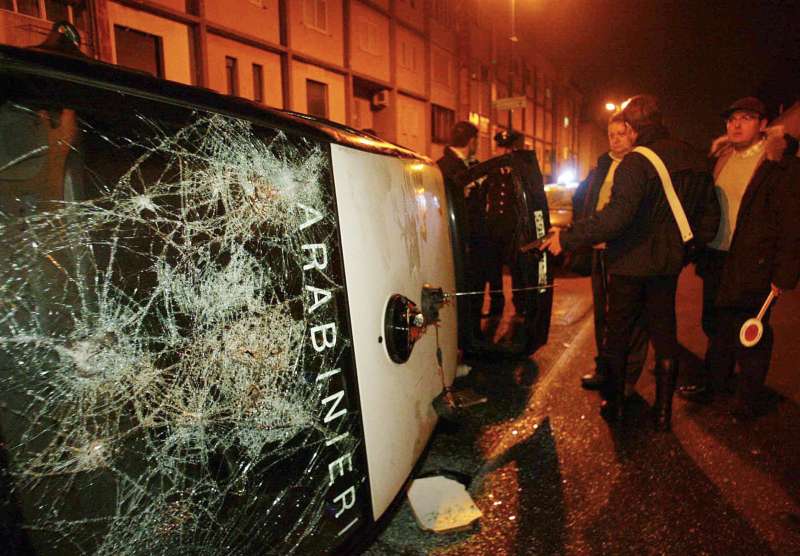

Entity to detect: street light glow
[557,169,576,184]
[605,102,618,112]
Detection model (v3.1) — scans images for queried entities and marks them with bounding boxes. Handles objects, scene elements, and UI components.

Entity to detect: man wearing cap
[679,97,800,419]
[481,130,528,323]
[474,130,548,342]
[542,95,719,430]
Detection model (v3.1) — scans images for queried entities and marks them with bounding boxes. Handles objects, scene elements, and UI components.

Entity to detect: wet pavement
[364,269,800,555]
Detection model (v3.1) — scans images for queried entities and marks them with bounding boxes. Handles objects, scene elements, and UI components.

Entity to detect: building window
[431,104,455,145]
[431,0,455,27]
[2,0,87,30]
[252,63,264,103]
[432,50,451,88]
[306,79,328,119]
[399,40,417,71]
[14,0,39,17]
[114,25,164,78]
[358,19,380,55]
[225,56,239,96]
[303,0,328,33]
[44,0,67,21]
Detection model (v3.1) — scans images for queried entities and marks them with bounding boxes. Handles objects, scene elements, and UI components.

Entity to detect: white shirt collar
[448,146,469,162]
[731,138,765,159]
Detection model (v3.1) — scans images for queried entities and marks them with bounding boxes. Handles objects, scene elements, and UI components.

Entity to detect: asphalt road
[364,268,800,556]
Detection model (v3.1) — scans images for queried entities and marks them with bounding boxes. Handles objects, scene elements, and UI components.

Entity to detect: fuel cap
[384,294,425,363]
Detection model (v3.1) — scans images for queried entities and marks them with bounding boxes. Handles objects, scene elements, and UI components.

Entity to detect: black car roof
[0,43,428,162]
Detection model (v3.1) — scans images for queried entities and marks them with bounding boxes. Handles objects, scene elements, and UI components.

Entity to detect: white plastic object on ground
[407,476,482,533]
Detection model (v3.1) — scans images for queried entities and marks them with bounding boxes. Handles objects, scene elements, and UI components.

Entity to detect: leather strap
[633,146,694,243]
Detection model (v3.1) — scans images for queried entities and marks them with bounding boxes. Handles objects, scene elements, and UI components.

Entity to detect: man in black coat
[543,95,720,430]
[438,121,481,241]
[679,97,800,419]
[437,121,482,349]
[573,112,650,394]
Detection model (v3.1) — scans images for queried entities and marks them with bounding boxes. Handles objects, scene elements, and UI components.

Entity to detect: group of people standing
[437,121,550,354]
[548,95,800,430]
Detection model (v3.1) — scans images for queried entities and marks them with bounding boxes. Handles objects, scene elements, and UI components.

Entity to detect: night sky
[517,0,800,149]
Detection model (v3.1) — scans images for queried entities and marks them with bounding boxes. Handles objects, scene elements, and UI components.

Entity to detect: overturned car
[0,27,550,556]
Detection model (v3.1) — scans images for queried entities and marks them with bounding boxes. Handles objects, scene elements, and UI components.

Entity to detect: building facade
[0,0,587,181]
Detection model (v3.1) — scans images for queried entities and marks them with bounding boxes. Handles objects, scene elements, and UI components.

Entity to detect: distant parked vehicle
[544,180,580,229]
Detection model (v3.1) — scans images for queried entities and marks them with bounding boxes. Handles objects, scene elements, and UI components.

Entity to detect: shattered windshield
[0,69,368,555]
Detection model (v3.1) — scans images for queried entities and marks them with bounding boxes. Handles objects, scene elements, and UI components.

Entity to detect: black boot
[581,358,608,390]
[599,365,625,423]
[654,359,678,432]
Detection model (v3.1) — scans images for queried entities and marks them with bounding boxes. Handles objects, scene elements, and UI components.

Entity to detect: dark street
[367,269,800,555]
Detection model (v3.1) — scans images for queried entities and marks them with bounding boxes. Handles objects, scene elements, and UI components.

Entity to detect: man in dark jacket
[574,112,650,394]
[437,121,482,349]
[543,95,720,430]
[438,121,481,242]
[679,97,800,419]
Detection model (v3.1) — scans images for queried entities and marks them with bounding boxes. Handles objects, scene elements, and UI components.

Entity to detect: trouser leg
[700,250,726,338]
[654,358,678,431]
[701,250,728,386]
[625,317,649,387]
[735,310,774,413]
[603,274,646,420]
[589,254,649,391]
[590,250,608,360]
[511,256,527,315]
[707,308,739,392]
[643,275,680,431]
[485,237,504,315]
[643,274,679,362]
[467,238,489,339]
[582,251,610,389]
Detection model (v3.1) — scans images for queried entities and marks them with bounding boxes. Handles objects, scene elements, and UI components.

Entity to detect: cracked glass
[0,67,369,555]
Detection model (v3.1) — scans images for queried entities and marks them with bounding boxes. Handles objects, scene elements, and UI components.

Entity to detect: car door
[444,150,553,356]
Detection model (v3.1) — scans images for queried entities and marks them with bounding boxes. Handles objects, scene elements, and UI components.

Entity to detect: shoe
[581,371,608,391]
[677,384,714,404]
[730,395,760,422]
[599,398,624,422]
[599,366,625,423]
[653,359,678,432]
[730,405,757,423]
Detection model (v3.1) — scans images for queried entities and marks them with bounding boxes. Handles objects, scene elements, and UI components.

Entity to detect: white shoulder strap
[632,146,694,243]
